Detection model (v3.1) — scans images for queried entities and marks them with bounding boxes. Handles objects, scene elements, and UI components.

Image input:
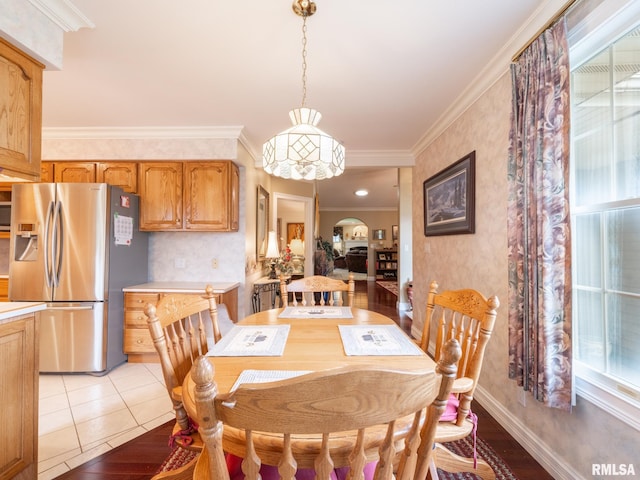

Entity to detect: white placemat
[338,325,424,356]
[278,306,353,319]
[231,369,312,391]
[206,325,290,356]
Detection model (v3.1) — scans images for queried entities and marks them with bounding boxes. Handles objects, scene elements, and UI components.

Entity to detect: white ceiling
[41,0,563,208]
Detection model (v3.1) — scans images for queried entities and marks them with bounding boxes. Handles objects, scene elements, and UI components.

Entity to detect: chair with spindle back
[279,274,355,307]
[190,338,461,480]
[144,285,221,455]
[419,280,500,480]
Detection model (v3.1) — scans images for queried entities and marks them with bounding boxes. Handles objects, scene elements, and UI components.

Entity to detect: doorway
[272,192,314,276]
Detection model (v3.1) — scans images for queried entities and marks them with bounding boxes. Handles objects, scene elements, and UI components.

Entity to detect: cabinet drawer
[124,329,155,354]
[125,311,150,328]
[125,292,160,310]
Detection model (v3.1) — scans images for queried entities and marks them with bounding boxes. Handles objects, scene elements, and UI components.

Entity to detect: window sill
[575,363,640,432]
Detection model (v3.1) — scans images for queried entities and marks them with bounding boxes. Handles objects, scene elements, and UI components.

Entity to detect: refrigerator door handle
[44,200,55,287]
[52,200,64,287]
[45,304,95,311]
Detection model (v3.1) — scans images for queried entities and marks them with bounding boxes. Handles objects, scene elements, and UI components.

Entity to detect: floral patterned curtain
[507,19,572,411]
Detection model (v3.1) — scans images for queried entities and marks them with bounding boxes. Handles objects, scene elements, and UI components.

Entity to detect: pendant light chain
[262,0,345,180]
[301,15,308,108]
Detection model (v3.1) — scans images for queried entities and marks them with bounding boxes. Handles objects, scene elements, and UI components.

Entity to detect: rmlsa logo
[592,464,636,476]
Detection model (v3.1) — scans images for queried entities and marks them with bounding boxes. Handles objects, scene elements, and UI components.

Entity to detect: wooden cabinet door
[0,314,38,479]
[0,38,43,181]
[52,162,96,183]
[229,162,240,231]
[138,162,183,231]
[184,161,237,231]
[97,162,137,193]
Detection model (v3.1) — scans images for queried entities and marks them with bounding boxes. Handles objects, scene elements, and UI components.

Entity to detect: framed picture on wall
[423,151,475,236]
[287,223,304,245]
[392,225,398,241]
[256,185,269,260]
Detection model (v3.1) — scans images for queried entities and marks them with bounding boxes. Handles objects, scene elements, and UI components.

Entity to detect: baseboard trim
[474,386,585,480]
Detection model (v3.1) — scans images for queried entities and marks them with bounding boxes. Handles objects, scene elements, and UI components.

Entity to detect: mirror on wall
[256,185,269,261]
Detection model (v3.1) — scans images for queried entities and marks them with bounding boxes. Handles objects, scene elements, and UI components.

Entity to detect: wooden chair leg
[432,443,496,480]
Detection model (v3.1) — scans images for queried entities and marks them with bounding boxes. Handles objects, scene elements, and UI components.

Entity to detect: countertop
[123,281,240,294]
[0,302,46,323]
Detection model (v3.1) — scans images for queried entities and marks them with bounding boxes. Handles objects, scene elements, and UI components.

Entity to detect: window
[570,0,640,428]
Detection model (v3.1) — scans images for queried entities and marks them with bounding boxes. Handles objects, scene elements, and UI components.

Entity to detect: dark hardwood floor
[55,280,553,479]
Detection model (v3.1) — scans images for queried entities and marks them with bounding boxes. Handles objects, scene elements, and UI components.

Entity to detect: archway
[331,217,369,280]
[332,217,368,255]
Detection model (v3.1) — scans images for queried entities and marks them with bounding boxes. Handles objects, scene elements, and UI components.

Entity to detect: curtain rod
[511,0,577,62]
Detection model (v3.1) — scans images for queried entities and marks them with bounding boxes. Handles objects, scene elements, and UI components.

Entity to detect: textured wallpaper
[411,73,637,479]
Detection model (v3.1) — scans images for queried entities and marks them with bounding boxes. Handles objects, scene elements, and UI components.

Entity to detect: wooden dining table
[181,306,436,468]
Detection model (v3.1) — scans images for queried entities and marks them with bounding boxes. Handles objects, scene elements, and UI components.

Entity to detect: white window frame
[569,0,640,431]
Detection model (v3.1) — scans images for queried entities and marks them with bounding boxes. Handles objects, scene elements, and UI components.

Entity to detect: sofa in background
[345,246,368,273]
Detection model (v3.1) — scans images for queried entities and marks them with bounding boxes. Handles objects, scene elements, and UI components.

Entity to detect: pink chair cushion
[227,454,377,480]
[439,393,478,467]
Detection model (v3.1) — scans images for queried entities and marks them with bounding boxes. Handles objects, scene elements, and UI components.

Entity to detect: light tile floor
[37,362,174,480]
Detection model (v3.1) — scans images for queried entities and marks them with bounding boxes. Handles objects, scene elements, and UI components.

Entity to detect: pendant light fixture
[262,0,345,181]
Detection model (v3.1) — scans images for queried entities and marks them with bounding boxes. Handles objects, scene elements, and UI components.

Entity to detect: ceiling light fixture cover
[262,0,345,181]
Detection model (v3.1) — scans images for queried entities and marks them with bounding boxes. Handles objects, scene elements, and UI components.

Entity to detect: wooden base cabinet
[123,292,161,363]
[0,311,39,480]
[123,284,238,362]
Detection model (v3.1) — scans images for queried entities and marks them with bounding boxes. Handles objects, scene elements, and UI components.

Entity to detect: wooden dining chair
[279,273,355,307]
[419,280,500,480]
[190,338,461,480]
[144,285,222,454]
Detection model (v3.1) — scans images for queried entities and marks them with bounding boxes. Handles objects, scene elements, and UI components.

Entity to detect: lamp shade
[265,231,280,259]
[263,108,345,181]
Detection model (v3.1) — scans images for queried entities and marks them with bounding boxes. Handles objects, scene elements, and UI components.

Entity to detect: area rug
[437,435,518,480]
[376,280,399,296]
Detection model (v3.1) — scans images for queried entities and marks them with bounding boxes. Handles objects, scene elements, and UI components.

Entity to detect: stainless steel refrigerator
[9,183,148,374]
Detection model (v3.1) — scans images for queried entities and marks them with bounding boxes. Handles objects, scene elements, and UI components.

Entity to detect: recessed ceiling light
[354,189,368,197]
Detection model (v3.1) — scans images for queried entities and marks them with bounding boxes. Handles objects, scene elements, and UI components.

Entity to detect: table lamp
[265,231,280,279]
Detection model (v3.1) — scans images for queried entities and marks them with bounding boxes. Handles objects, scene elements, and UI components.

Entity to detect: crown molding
[27,0,94,31]
[411,0,569,156]
[42,126,244,140]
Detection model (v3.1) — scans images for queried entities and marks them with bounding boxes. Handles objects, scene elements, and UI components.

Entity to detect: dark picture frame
[423,151,475,236]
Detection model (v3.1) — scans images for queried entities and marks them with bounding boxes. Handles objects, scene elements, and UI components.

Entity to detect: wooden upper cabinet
[184,161,239,231]
[0,38,43,181]
[52,162,96,183]
[138,162,183,231]
[139,160,239,232]
[96,162,137,193]
[41,161,137,192]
